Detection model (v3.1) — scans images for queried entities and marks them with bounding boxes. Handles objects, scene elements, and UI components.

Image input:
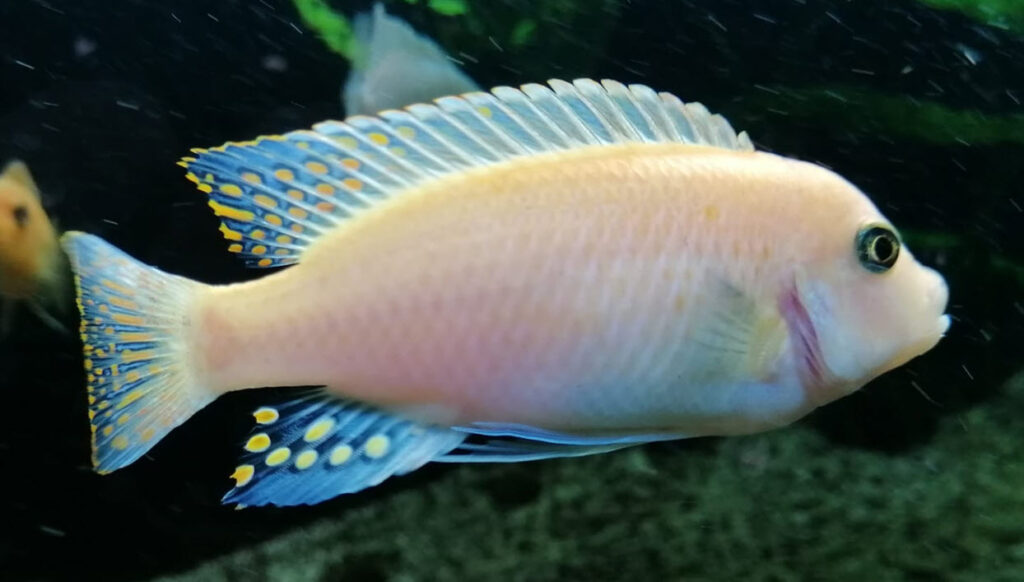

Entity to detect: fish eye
[12,205,28,228]
[855,224,900,273]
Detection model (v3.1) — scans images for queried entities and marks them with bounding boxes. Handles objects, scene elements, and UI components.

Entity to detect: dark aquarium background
[1,0,1022,580]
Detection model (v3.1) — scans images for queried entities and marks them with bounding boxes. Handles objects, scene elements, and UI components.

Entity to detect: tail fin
[61,232,215,473]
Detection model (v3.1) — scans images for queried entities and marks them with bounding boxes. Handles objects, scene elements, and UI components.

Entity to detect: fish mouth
[778,283,838,406]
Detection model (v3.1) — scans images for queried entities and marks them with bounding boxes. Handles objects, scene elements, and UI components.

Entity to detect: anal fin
[225,389,466,507]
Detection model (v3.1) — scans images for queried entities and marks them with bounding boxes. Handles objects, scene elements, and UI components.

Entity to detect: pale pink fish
[62,78,949,507]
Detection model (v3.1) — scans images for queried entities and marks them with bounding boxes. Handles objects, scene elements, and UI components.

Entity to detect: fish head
[779,164,950,401]
[0,160,60,298]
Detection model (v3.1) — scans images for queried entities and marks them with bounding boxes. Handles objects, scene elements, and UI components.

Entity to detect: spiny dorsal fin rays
[180,78,755,268]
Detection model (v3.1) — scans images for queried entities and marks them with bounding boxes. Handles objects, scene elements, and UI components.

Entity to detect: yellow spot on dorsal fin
[219,224,243,241]
[208,200,255,222]
[253,194,276,208]
[305,161,328,174]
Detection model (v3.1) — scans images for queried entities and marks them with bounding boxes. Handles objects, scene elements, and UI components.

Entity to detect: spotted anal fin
[180,78,754,269]
[225,389,466,507]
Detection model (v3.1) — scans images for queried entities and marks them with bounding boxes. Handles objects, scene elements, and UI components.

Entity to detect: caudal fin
[61,232,215,473]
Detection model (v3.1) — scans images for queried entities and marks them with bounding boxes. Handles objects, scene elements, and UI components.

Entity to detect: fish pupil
[856,225,900,273]
[12,205,28,228]
[872,237,894,262]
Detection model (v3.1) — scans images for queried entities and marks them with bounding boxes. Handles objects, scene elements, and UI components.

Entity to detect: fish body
[63,79,949,506]
[200,144,853,435]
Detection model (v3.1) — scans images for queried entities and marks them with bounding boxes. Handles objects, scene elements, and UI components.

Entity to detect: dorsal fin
[180,78,755,268]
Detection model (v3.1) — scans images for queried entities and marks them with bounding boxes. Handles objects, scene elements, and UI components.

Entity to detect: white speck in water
[262,54,288,72]
[707,14,727,32]
[910,381,941,407]
[73,36,97,58]
[38,525,66,537]
[14,60,35,70]
[954,43,982,65]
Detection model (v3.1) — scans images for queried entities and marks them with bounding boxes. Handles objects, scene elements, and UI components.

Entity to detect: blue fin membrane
[61,232,214,473]
[438,422,688,463]
[224,390,466,507]
[180,78,754,268]
[226,391,693,506]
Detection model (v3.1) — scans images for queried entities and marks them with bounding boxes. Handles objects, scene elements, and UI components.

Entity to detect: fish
[0,160,70,334]
[342,3,479,117]
[61,78,950,507]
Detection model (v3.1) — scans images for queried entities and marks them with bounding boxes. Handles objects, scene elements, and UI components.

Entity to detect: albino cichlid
[61,78,950,507]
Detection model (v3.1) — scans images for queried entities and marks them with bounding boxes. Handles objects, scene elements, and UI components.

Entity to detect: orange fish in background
[60,79,949,507]
[0,160,70,334]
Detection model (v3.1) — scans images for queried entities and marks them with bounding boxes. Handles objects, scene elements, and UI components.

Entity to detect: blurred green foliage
[291,0,357,60]
[918,0,1024,32]
[749,85,1024,145]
